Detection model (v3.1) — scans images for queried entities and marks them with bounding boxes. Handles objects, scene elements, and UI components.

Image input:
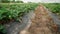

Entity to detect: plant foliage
[43,3,60,15]
[0,3,39,20]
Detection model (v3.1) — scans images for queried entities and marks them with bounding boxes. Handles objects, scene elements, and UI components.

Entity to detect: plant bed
[0,3,39,34]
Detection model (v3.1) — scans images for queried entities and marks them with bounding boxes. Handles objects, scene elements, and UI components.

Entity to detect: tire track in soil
[25,5,59,34]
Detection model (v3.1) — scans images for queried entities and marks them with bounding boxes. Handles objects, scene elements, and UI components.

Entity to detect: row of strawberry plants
[43,3,60,15]
[0,3,39,21]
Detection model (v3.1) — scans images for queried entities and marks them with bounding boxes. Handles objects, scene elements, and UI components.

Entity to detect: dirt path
[21,5,59,34]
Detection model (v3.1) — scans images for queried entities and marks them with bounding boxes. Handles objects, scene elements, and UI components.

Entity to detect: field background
[0,3,60,34]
